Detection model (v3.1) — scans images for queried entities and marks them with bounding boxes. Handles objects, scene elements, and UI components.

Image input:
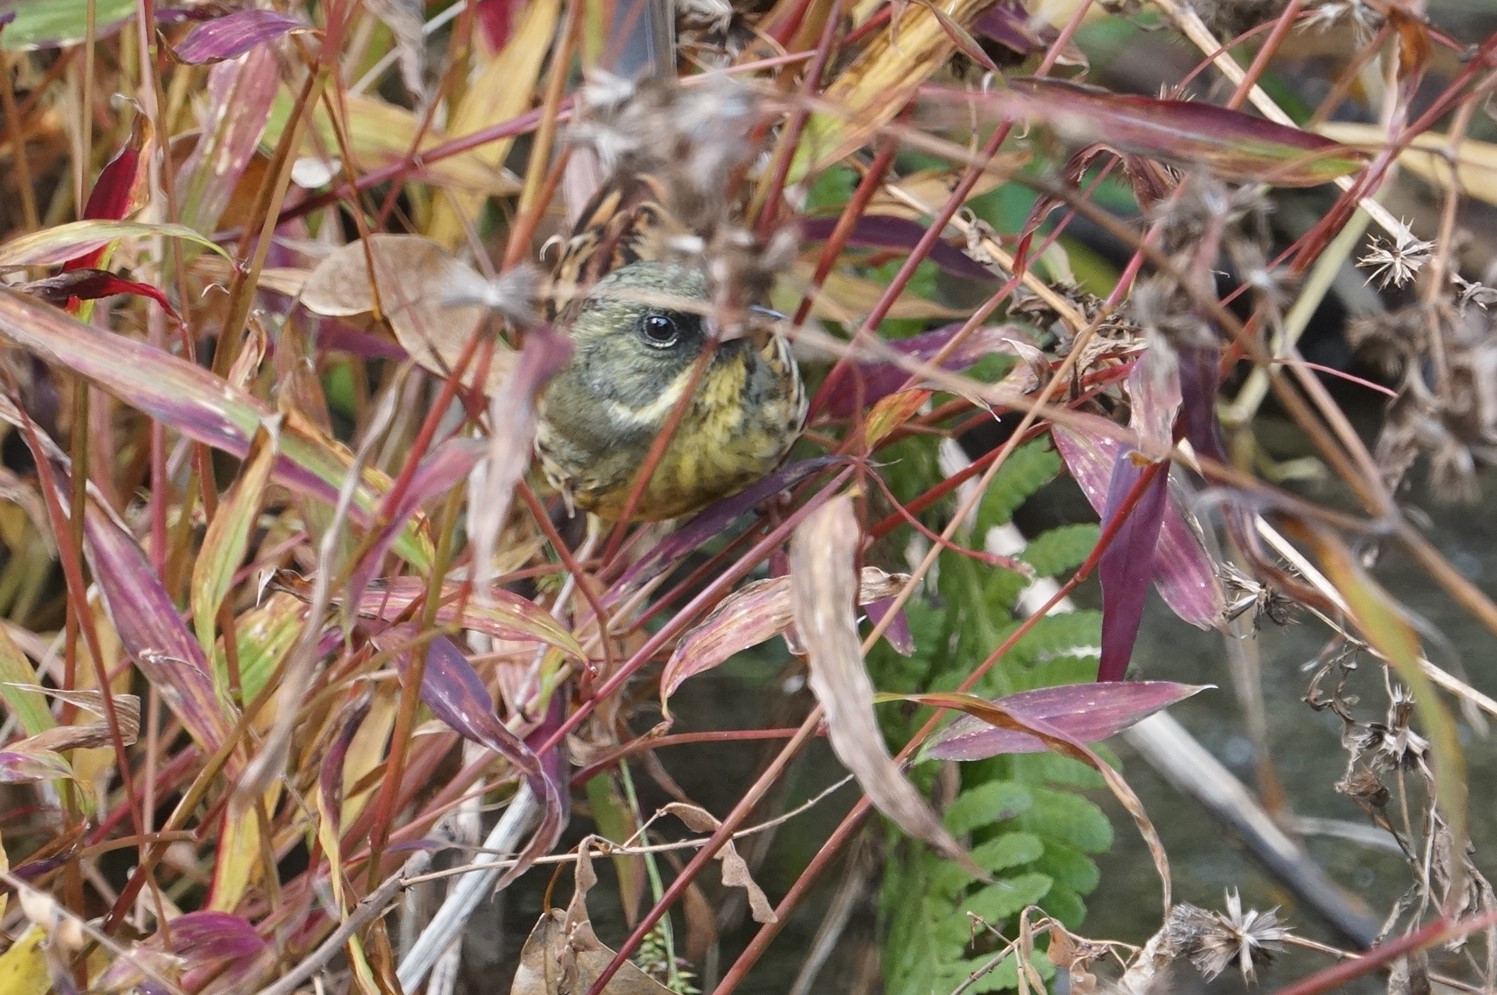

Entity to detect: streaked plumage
[536,259,805,520]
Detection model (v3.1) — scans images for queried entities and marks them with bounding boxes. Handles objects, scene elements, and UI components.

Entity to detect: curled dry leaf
[510,910,672,995]
[3,688,140,753]
[661,565,908,707]
[299,235,518,396]
[790,495,979,874]
[509,836,672,995]
[661,803,777,924]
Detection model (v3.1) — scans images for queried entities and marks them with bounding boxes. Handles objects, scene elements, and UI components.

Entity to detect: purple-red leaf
[353,578,583,658]
[1052,423,1223,630]
[387,630,562,885]
[172,9,310,64]
[21,268,177,318]
[52,463,238,766]
[800,214,996,282]
[661,567,909,706]
[821,324,1033,418]
[899,688,1172,907]
[975,78,1367,187]
[0,287,433,569]
[926,681,1209,759]
[1096,451,1170,681]
[610,455,850,602]
[69,118,151,272]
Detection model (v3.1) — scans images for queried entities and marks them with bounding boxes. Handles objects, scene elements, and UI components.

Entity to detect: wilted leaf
[662,566,908,706]
[19,269,177,318]
[926,682,1209,759]
[300,235,515,395]
[790,495,976,872]
[797,0,999,175]
[1318,123,1497,209]
[510,910,673,995]
[662,804,776,924]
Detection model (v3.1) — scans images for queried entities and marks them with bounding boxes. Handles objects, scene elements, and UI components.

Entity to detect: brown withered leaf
[299,235,520,396]
[789,495,979,875]
[510,911,672,995]
[7,687,141,751]
[661,803,777,924]
[661,566,908,708]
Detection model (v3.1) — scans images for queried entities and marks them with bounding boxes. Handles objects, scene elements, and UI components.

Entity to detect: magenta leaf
[353,578,583,658]
[1052,423,1223,630]
[51,461,238,764]
[1095,451,1169,680]
[1179,346,1226,465]
[926,681,1210,760]
[800,215,996,282]
[172,9,310,64]
[864,597,915,656]
[387,630,563,883]
[980,78,1366,187]
[21,269,177,318]
[821,323,1033,417]
[973,1,1058,58]
[610,455,850,601]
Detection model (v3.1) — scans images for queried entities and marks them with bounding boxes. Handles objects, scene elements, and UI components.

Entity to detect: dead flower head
[1166,892,1290,985]
[1358,227,1435,290]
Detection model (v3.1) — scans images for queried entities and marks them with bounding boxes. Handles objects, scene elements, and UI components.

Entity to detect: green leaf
[1023,523,1100,578]
[0,0,137,50]
[945,781,1034,836]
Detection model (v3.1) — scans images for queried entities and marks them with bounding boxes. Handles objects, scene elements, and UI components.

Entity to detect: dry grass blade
[790,494,978,875]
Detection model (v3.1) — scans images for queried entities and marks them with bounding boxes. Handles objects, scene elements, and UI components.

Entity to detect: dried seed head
[1358,228,1435,289]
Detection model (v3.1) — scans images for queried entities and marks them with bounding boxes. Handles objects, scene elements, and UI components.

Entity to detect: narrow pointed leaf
[0,288,434,569]
[1095,451,1170,681]
[172,9,310,64]
[1052,423,1223,629]
[791,495,978,873]
[0,220,231,268]
[975,78,1366,186]
[926,682,1209,759]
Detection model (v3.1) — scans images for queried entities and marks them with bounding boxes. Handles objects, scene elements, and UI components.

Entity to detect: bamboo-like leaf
[791,495,978,872]
[662,566,908,708]
[192,421,279,665]
[0,287,434,570]
[926,682,1209,759]
[970,78,1367,186]
[905,689,1172,910]
[0,220,231,268]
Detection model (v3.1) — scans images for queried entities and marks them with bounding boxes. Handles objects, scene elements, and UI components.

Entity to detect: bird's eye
[639,312,682,349]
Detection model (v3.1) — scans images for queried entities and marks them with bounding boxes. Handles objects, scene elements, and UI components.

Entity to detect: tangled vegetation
[0,1,1495,993]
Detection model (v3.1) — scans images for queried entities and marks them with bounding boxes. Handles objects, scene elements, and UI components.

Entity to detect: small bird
[535,258,805,521]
